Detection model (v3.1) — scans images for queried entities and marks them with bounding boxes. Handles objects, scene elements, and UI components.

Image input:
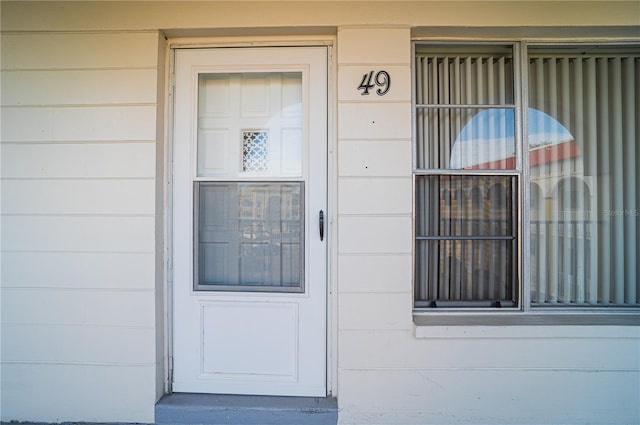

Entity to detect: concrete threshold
[155,393,338,425]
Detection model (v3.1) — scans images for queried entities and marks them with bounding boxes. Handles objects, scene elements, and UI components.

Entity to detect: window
[414,43,639,312]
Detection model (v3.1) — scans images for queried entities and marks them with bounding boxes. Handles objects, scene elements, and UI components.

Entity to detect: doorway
[171,46,328,396]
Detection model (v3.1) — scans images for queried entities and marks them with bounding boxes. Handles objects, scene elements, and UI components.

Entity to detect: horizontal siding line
[338,252,411,256]
[339,328,640,340]
[0,102,157,108]
[339,327,413,332]
[0,139,157,144]
[338,100,411,105]
[0,287,155,292]
[2,322,156,329]
[338,62,411,67]
[338,176,411,180]
[338,174,412,179]
[1,360,157,368]
[1,250,155,255]
[339,367,640,373]
[0,177,155,181]
[1,251,155,255]
[1,323,155,330]
[339,291,411,295]
[338,213,411,217]
[2,66,158,72]
[338,329,411,334]
[0,141,157,145]
[413,334,640,341]
[338,138,411,142]
[0,214,156,218]
[0,29,160,35]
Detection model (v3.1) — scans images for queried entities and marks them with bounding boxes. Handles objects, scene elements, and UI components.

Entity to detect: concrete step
[155,393,338,425]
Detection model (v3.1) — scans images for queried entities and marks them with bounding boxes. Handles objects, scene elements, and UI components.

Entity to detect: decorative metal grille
[242,130,269,173]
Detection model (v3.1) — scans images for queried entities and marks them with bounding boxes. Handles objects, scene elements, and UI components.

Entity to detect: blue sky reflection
[450,108,574,169]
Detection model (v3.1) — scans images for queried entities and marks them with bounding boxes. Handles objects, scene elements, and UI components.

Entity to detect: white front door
[172,47,327,396]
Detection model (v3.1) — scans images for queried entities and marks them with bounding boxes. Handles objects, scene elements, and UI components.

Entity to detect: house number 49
[357,70,391,96]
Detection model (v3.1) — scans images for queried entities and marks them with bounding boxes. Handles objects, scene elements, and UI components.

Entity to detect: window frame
[411,39,640,324]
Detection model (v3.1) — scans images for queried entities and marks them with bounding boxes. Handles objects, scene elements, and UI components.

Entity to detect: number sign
[358,70,391,96]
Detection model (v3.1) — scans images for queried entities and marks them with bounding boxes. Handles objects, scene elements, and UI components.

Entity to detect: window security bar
[416,236,515,241]
[415,300,517,308]
[416,104,516,109]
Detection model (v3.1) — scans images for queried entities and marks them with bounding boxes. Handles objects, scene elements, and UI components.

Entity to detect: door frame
[163,37,337,397]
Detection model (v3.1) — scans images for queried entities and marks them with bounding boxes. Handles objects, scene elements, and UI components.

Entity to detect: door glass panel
[195,182,305,292]
[197,72,303,178]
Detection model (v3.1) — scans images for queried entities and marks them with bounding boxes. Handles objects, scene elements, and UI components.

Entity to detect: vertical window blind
[414,43,639,310]
[529,50,639,307]
[414,47,519,308]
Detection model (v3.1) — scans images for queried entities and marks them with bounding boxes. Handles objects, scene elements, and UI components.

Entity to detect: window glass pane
[195,182,304,292]
[197,72,303,178]
[415,175,518,307]
[528,48,639,307]
[416,107,516,169]
[415,46,514,106]
[414,44,520,309]
[416,175,517,237]
[415,47,515,170]
[415,240,516,307]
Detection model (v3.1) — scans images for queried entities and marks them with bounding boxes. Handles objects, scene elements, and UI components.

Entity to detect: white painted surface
[1,179,155,215]
[2,288,156,327]
[338,178,411,215]
[0,32,160,69]
[338,216,412,254]
[2,69,157,105]
[2,216,154,252]
[334,27,640,425]
[172,47,327,397]
[337,27,411,64]
[0,30,159,423]
[1,4,638,425]
[1,107,157,142]
[340,327,640,370]
[338,254,412,293]
[1,142,156,176]
[338,367,640,425]
[338,140,411,177]
[1,252,155,290]
[339,293,412,331]
[337,102,412,140]
[2,325,156,364]
[1,363,157,423]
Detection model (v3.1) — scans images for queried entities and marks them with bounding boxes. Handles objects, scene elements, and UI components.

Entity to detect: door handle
[319,210,324,241]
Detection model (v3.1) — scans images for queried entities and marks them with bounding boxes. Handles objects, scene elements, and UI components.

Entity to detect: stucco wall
[1,1,639,424]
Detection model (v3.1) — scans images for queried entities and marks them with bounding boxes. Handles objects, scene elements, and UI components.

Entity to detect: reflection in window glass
[450,109,515,169]
[414,44,640,310]
[528,50,639,307]
[414,46,520,308]
[195,182,304,292]
[415,48,515,170]
[415,175,518,307]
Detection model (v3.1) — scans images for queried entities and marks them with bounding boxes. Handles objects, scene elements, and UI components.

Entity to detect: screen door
[172,47,327,396]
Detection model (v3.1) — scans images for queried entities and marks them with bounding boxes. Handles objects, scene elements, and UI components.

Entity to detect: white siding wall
[0,32,161,423]
[335,27,640,425]
[1,2,638,425]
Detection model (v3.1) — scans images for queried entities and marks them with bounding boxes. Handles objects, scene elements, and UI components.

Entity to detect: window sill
[413,312,640,328]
